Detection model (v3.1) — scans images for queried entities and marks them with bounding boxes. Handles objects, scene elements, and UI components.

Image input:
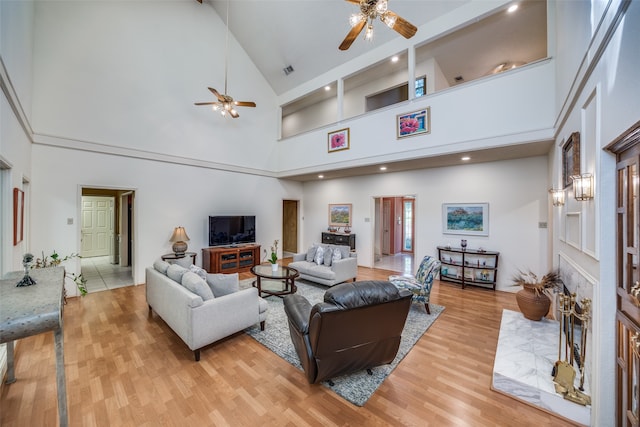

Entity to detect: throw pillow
[306,245,318,262]
[189,264,208,280]
[314,245,325,265]
[174,256,192,269]
[323,247,333,267]
[332,249,342,262]
[181,272,214,301]
[206,273,239,297]
[153,259,170,274]
[167,264,188,283]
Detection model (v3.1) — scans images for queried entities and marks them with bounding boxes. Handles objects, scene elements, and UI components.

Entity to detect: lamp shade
[170,226,190,243]
[170,226,190,255]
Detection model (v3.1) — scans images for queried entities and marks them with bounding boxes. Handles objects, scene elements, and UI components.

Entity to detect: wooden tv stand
[202,244,261,274]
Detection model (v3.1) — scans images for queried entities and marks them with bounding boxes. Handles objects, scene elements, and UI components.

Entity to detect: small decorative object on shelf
[343,226,351,234]
[460,239,467,250]
[16,253,37,287]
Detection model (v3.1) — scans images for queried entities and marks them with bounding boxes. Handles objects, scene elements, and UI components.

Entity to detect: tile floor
[374,253,414,275]
[81,255,133,293]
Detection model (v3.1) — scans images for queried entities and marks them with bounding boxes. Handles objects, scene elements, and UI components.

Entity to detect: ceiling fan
[194,0,256,118]
[339,0,418,51]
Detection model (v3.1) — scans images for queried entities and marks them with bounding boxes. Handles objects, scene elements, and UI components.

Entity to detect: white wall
[548,0,640,424]
[29,144,304,297]
[31,0,279,170]
[279,60,555,175]
[300,156,549,292]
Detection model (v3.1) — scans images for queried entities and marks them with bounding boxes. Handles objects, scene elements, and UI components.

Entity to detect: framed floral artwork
[397,107,431,139]
[328,128,350,153]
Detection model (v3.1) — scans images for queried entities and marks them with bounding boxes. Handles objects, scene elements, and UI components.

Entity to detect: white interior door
[81,196,113,258]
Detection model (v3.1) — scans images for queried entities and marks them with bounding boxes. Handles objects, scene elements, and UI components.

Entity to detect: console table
[0,267,68,427]
[321,232,356,250]
[437,246,499,290]
[202,244,261,274]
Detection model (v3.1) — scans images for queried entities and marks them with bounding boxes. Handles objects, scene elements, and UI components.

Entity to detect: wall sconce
[549,188,565,206]
[170,226,190,255]
[572,173,594,201]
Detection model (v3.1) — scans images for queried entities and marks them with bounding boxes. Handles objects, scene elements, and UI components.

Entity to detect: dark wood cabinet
[437,246,499,290]
[321,232,356,250]
[202,244,261,274]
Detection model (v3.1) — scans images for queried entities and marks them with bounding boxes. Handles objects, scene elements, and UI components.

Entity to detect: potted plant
[33,250,88,296]
[512,270,561,321]
[265,240,279,271]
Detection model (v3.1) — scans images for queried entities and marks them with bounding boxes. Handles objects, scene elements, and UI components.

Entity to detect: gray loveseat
[288,244,357,287]
[146,259,268,361]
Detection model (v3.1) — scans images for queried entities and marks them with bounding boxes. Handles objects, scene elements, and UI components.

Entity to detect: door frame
[372,194,417,267]
[78,185,137,282]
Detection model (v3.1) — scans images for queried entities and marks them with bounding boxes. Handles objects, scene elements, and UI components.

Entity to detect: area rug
[242,279,444,406]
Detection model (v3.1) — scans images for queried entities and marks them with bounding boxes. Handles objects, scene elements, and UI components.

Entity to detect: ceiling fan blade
[234,101,256,107]
[208,87,225,102]
[339,20,366,51]
[194,102,216,106]
[344,0,361,4]
[385,11,417,39]
[230,110,240,118]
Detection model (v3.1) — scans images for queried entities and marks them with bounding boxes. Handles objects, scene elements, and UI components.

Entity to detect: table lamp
[170,226,190,256]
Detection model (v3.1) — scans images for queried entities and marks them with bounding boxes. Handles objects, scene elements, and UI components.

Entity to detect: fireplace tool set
[552,292,591,406]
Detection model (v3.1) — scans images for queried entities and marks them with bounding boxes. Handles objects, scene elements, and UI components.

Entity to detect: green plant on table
[34,250,88,296]
[265,240,279,264]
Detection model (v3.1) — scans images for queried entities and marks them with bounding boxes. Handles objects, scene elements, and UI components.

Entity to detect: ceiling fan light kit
[340,0,417,50]
[194,0,256,118]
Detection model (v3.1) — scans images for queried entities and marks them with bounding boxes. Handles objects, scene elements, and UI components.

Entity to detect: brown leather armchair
[283,280,412,384]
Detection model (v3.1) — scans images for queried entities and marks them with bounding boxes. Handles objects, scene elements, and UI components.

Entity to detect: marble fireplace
[491,254,595,426]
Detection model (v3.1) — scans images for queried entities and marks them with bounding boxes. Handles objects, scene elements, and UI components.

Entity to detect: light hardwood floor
[0,262,576,426]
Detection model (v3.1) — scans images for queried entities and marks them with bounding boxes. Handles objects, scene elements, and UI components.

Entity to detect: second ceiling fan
[194,0,255,118]
[339,0,417,51]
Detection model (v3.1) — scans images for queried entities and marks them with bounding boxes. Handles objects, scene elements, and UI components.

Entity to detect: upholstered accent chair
[283,280,412,384]
[388,255,441,314]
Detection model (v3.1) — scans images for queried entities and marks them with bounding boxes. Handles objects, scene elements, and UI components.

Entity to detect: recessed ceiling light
[461,156,471,161]
[380,166,387,171]
[324,85,331,91]
[391,56,399,63]
[508,4,518,13]
[318,174,324,179]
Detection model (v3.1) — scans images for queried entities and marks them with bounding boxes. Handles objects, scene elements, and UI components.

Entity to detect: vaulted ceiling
[207,0,547,97]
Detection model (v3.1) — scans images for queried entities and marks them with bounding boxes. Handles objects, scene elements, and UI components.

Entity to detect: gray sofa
[288,244,357,286]
[146,260,268,361]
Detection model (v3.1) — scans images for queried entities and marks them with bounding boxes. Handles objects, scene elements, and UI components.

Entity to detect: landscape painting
[442,203,489,236]
[329,204,352,227]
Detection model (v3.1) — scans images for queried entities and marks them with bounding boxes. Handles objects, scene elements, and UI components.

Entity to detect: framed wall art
[329,203,352,227]
[442,203,489,236]
[562,132,580,188]
[397,107,431,139]
[328,128,350,153]
[13,188,24,245]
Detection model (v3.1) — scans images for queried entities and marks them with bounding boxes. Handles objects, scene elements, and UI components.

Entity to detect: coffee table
[250,264,299,298]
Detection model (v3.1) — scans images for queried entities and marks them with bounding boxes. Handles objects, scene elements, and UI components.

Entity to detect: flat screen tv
[208,215,256,247]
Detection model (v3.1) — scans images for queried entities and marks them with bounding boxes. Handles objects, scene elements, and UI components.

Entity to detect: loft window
[415,76,426,97]
[365,76,428,112]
